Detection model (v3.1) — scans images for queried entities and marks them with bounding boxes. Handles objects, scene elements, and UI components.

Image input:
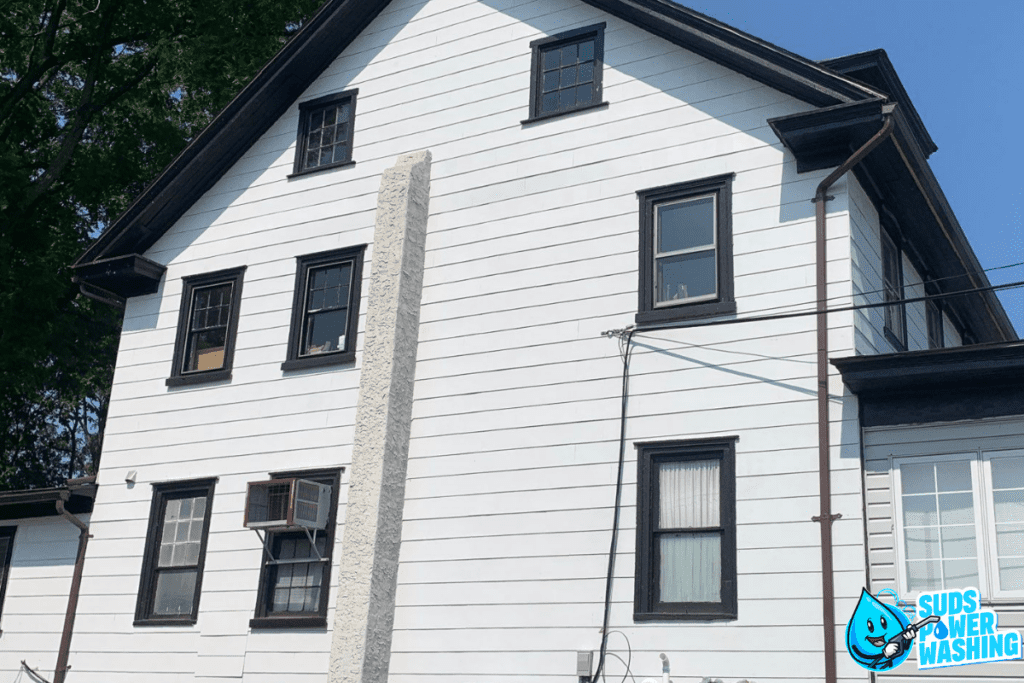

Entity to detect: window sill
[521,101,608,125]
[635,300,737,326]
[281,351,355,372]
[166,369,232,387]
[634,610,736,622]
[134,617,197,627]
[249,615,327,630]
[884,327,907,352]
[288,159,356,179]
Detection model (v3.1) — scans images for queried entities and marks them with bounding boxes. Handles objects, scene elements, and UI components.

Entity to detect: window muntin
[636,174,735,324]
[927,298,944,349]
[251,469,340,628]
[282,246,365,371]
[893,450,1024,601]
[654,195,717,306]
[136,479,216,625]
[168,267,245,386]
[0,526,15,622]
[527,24,605,122]
[882,229,906,349]
[635,438,737,620]
[293,90,357,176]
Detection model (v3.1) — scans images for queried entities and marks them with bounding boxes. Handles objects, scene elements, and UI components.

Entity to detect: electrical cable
[604,630,636,683]
[590,328,635,683]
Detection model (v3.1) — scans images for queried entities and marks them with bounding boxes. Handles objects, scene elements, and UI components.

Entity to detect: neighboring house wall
[850,176,962,356]
[863,416,1024,680]
[0,516,84,681]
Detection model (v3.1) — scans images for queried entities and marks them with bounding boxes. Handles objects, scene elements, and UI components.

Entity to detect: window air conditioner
[244,478,331,530]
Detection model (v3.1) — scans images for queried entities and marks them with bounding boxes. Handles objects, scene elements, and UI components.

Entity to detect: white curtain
[659,459,721,602]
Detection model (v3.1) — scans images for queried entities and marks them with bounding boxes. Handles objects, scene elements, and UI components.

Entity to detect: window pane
[558,87,576,111]
[560,43,577,66]
[578,61,594,84]
[269,534,327,614]
[943,559,979,589]
[656,250,717,303]
[938,492,974,525]
[543,70,559,93]
[901,463,935,495]
[542,48,560,71]
[996,523,1024,558]
[999,558,1024,590]
[939,525,977,558]
[185,329,227,372]
[937,461,972,492]
[152,569,197,616]
[158,495,206,568]
[904,527,939,560]
[542,92,559,113]
[659,459,719,528]
[993,456,1024,490]
[578,40,594,61]
[659,532,721,602]
[657,197,715,254]
[303,309,348,355]
[576,83,593,105]
[902,494,938,527]
[906,560,942,591]
[560,65,576,88]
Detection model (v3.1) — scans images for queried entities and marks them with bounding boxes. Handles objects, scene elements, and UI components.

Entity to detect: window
[637,174,736,325]
[167,266,245,387]
[926,298,944,349]
[881,228,906,350]
[0,527,15,624]
[135,479,216,625]
[250,468,341,629]
[281,246,365,371]
[525,23,606,122]
[293,89,358,176]
[635,438,737,620]
[893,450,1024,601]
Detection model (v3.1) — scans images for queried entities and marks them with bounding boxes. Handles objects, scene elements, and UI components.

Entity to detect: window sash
[653,194,718,307]
[183,283,233,373]
[299,260,354,357]
[983,450,1024,599]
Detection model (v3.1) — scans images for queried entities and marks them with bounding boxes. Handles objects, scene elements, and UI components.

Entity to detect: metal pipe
[72,277,126,309]
[812,106,895,683]
[54,496,90,683]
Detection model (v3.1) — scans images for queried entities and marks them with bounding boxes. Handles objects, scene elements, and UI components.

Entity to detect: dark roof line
[75,0,884,268]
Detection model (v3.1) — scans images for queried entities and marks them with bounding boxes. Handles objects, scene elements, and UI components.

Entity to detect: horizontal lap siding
[865,418,1024,681]
[0,516,84,681]
[80,0,873,681]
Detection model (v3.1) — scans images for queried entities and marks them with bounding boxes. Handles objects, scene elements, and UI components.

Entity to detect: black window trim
[166,266,246,387]
[134,477,217,626]
[522,22,607,124]
[0,526,15,631]
[249,467,342,629]
[634,437,738,621]
[881,223,907,352]
[290,89,359,178]
[281,245,366,372]
[636,173,736,325]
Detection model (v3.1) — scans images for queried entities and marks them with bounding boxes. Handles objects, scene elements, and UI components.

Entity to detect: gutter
[811,104,895,683]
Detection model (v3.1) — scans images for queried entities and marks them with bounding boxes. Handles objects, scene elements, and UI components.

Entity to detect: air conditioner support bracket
[251,528,328,565]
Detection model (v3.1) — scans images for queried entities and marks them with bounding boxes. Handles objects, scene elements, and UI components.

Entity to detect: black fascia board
[75,0,885,270]
[581,0,885,106]
[73,253,166,298]
[820,49,938,158]
[74,0,394,267]
[0,480,98,521]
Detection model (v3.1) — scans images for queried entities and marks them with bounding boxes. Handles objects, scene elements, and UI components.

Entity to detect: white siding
[80,0,886,682]
[863,417,1024,681]
[0,515,85,681]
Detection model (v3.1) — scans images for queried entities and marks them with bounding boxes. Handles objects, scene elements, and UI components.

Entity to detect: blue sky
[680,0,1024,336]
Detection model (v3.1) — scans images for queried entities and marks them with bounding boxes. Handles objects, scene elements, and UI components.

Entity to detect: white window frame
[891,449,1024,603]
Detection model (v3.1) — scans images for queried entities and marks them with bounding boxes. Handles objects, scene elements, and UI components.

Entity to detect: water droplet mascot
[845,588,940,671]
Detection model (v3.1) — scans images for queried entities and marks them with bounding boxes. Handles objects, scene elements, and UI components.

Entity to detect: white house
[59,0,1020,682]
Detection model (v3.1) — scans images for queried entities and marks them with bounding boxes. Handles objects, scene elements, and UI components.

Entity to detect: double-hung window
[0,526,15,624]
[637,174,736,324]
[635,438,737,620]
[926,297,944,349]
[281,246,365,371]
[293,90,358,176]
[894,450,1024,600]
[167,267,246,386]
[526,24,605,122]
[881,228,906,350]
[250,468,340,629]
[135,479,216,625]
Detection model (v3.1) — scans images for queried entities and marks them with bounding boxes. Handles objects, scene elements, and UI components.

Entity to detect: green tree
[0,0,324,490]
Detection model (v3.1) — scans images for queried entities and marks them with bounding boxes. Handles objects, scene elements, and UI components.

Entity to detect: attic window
[525,23,606,123]
[293,90,358,176]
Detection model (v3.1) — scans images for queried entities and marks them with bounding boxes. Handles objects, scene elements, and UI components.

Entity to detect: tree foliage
[0,0,324,490]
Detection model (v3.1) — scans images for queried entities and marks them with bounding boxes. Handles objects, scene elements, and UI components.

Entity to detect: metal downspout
[54,496,90,683]
[813,106,895,683]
